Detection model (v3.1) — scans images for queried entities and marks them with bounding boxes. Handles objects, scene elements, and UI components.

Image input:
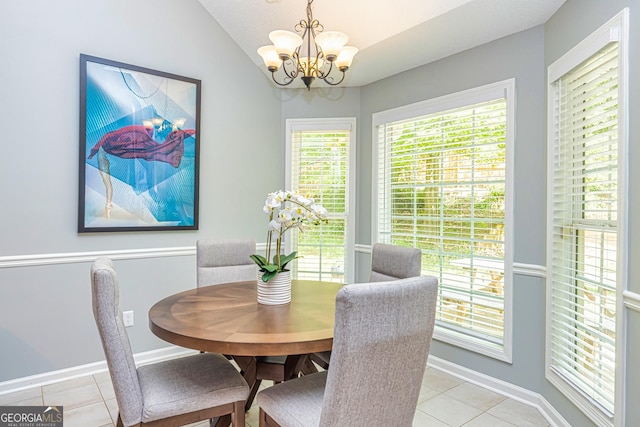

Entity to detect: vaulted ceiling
[199,0,565,89]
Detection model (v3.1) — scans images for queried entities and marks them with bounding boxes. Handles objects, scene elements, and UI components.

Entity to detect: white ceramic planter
[257,271,292,305]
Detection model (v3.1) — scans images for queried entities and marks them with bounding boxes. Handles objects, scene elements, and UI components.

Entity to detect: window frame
[372,79,515,362]
[285,117,357,284]
[545,9,629,427]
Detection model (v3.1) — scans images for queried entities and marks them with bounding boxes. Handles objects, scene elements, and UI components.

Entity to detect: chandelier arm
[270,57,300,86]
[281,57,300,80]
[315,58,334,78]
[321,70,347,86]
[271,71,295,86]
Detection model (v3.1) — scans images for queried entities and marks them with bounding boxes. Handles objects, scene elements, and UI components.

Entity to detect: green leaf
[261,270,278,282]
[250,254,267,265]
[263,264,279,273]
[279,251,298,269]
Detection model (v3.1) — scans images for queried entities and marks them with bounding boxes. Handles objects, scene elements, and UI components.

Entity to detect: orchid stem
[266,212,274,263]
[276,230,282,269]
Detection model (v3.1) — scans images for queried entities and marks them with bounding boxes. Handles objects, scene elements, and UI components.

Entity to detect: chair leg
[259,408,280,427]
[231,401,245,427]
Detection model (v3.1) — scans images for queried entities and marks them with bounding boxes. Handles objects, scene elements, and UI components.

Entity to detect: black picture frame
[78,54,200,232]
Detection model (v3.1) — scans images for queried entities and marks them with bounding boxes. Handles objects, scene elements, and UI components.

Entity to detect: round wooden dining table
[149,279,343,420]
[149,279,343,356]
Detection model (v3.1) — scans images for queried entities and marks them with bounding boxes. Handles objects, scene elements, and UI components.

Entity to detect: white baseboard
[427,355,570,427]
[0,346,196,395]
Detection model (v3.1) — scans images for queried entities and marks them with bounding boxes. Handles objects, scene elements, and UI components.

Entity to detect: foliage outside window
[286,118,355,284]
[374,80,514,360]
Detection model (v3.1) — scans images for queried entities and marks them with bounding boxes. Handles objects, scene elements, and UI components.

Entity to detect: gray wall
[0,0,282,380]
[1,0,638,425]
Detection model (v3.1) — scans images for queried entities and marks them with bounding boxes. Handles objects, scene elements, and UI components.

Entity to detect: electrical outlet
[123,310,134,327]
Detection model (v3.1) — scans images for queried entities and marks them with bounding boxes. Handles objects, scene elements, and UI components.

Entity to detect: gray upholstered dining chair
[369,242,422,282]
[257,275,438,427]
[91,257,250,427]
[196,238,257,287]
[311,242,423,369]
[196,238,302,407]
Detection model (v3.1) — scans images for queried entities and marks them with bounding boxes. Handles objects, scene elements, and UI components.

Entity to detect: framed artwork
[78,54,200,232]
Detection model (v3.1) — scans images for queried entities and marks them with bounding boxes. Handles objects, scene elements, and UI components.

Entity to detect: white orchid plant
[250,190,328,282]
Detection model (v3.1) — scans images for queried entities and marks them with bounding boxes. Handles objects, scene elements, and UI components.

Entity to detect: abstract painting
[78,54,200,232]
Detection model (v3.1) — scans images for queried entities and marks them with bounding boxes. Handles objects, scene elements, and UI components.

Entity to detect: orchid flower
[250,190,328,282]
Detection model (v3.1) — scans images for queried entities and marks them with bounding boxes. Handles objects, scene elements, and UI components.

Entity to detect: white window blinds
[374,81,513,359]
[287,119,355,284]
[548,42,619,417]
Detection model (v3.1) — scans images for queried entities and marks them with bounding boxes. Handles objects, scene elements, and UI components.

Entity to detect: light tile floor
[0,367,551,427]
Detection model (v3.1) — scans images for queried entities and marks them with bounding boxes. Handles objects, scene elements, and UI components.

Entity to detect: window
[286,118,356,284]
[374,80,514,361]
[546,10,628,426]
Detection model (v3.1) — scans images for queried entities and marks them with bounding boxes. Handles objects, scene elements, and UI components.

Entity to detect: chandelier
[257,0,358,90]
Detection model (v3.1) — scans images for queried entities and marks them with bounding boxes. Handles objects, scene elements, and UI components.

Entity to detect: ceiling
[198,0,566,89]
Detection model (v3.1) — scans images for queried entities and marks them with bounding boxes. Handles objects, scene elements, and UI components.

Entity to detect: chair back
[90,257,143,426]
[369,243,422,282]
[320,275,438,426]
[196,239,257,287]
